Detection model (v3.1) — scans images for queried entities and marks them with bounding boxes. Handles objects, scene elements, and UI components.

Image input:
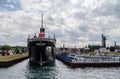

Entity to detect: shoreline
[0,54,29,67]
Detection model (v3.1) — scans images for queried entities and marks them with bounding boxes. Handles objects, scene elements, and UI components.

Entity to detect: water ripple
[0,59,120,79]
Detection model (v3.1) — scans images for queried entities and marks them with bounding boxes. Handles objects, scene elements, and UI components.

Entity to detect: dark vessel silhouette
[27,13,56,65]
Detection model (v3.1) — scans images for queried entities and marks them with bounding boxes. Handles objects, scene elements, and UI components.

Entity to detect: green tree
[88,45,101,52]
[1,45,11,50]
[0,46,2,50]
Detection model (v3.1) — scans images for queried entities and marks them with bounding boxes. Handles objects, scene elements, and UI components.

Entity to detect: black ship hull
[28,40,55,66]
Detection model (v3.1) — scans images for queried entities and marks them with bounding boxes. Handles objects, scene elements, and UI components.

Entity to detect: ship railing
[28,37,56,42]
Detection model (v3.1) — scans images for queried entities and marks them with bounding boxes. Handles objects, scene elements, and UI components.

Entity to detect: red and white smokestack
[39,13,45,38]
[39,28,45,38]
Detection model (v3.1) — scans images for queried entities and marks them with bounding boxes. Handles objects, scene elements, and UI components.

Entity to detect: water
[0,59,120,79]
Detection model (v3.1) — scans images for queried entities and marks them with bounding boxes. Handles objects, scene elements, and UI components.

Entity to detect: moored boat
[27,14,56,66]
[56,48,120,67]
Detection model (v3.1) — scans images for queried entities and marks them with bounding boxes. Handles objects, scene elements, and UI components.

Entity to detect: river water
[0,59,120,79]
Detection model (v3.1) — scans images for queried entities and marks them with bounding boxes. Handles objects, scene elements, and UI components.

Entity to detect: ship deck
[28,37,56,43]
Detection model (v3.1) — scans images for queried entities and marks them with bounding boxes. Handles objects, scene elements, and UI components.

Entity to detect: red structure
[39,13,45,38]
[39,31,45,38]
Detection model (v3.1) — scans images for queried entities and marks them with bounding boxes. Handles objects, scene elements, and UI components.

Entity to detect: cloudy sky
[0,0,120,47]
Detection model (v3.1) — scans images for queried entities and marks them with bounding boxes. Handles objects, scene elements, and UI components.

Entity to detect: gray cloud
[74,12,86,20]
[93,0,120,18]
[0,0,120,47]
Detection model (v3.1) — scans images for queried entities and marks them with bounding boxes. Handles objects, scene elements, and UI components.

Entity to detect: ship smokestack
[39,13,45,38]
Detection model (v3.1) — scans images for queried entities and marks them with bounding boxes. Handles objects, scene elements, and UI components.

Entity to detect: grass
[0,54,28,62]
[89,52,96,55]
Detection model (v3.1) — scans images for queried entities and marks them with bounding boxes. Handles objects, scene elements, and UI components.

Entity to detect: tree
[110,46,115,52]
[1,45,11,50]
[88,45,101,52]
[115,46,120,49]
[0,45,2,50]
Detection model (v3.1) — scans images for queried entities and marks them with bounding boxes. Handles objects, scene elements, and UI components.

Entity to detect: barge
[56,53,120,67]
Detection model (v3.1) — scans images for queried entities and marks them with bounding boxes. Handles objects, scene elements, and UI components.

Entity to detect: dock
[56,54,120,67]
[0,54,28,67]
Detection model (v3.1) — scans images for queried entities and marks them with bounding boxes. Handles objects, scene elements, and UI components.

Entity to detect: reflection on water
[26,62,57,79]
[0,59,120,79]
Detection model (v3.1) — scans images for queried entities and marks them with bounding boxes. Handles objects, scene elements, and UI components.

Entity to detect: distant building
[115,49,120,52]
[84,47,90,53]
[102,34,106,48]
[114,41,117,48]
[99,48,110,53]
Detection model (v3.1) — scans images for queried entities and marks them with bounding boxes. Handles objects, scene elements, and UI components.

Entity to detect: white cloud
[0,0,120,47]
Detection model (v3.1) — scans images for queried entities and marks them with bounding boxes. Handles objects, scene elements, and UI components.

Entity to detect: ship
[27,13,56,65]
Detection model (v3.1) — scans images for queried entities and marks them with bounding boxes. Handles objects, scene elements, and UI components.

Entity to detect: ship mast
[41,13,43,28]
